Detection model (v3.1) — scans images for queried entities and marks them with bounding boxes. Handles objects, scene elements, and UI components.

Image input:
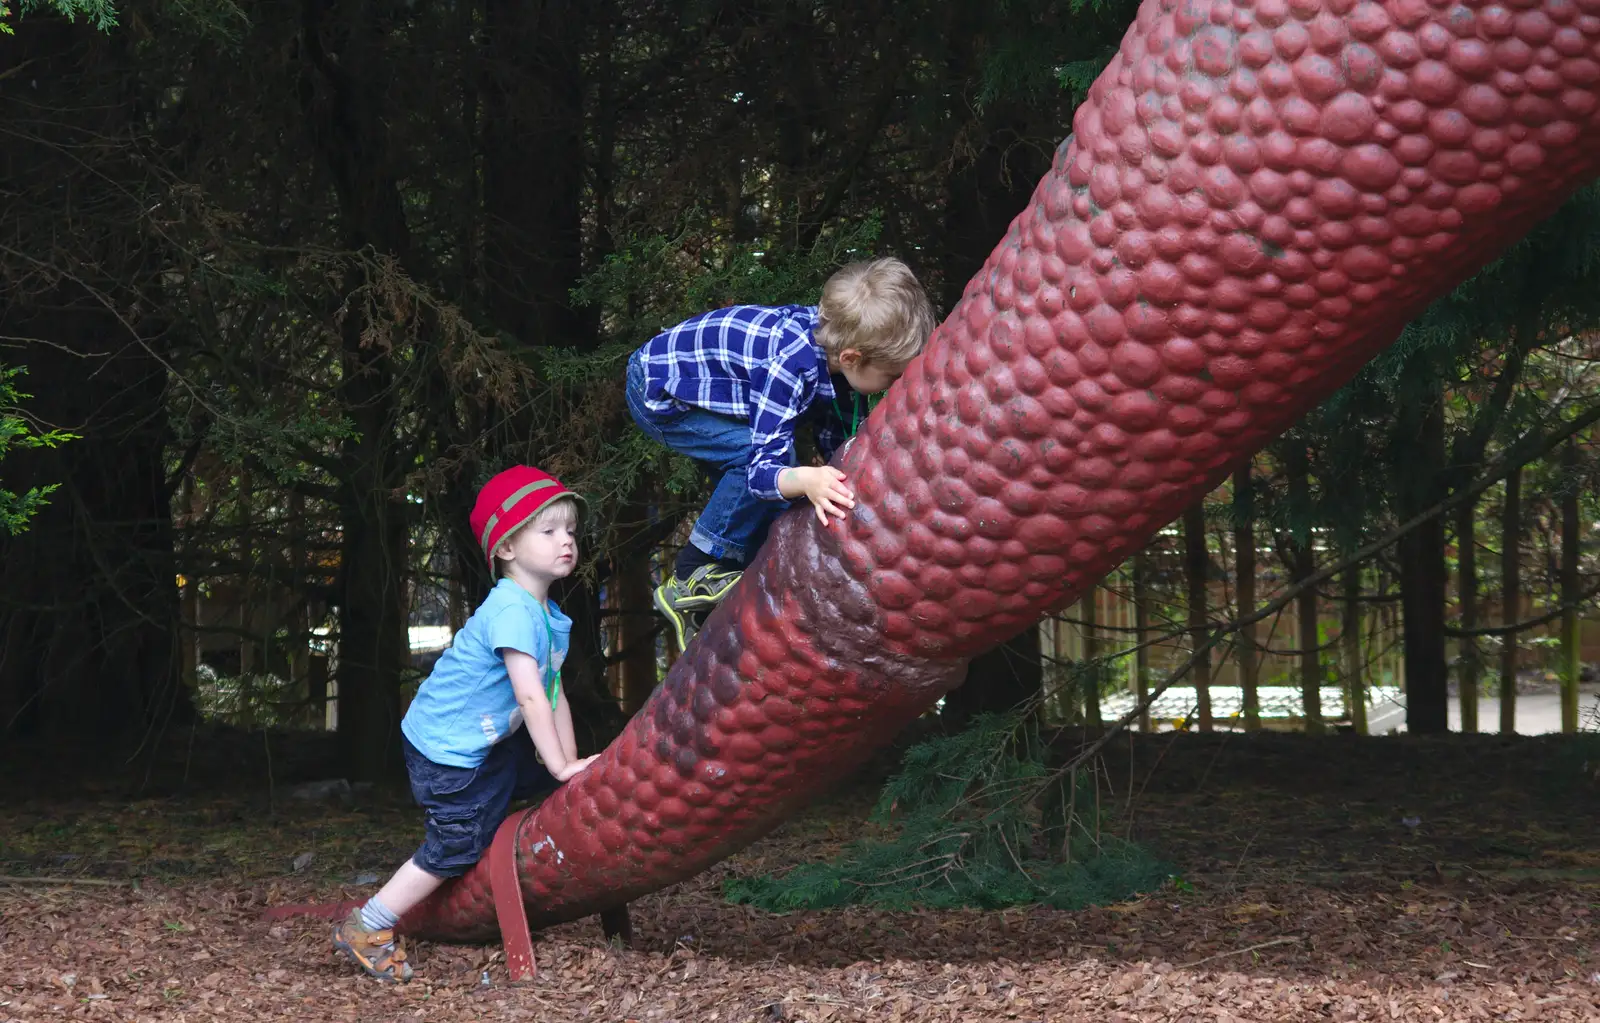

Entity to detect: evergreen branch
[283,475,340,504]
[849,851,963,886]
[798,57,904,250]
[1443,576,1600,637]
[1445,310,1538,487]
[164,430,210,497]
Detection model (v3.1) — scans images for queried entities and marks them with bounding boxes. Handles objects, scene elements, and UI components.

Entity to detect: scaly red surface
[401,0,1600,942]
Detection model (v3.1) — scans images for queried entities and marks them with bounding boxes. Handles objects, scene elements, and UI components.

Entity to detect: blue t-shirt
[401,578,572,768]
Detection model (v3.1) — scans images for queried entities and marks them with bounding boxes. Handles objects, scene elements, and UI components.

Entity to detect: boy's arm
[745,368,809,502]
[505,650,591,781]
[554,692,579,762]
[748,336,855,523]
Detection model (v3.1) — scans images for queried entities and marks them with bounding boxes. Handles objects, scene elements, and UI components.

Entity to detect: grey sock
[359,895,399,933]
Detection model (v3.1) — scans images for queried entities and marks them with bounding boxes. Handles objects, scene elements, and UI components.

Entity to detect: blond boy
[333,466,597,982]
[625,258,936,648]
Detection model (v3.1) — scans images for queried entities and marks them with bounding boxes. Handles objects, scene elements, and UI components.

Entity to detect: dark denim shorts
[625,349,790,564]
[403,731,558,878]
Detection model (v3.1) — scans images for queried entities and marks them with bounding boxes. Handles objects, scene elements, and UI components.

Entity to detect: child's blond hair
[815,258,936,367]
[491,494,580,579]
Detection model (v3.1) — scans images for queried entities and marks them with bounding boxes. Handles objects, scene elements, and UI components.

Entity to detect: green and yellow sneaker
[653,563,742,650]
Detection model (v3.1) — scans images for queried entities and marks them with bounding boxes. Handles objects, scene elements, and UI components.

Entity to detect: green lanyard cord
[536,600,561,710]
[832,390,871,439]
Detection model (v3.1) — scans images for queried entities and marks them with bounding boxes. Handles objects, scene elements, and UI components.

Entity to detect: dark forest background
[4,0,1600,785]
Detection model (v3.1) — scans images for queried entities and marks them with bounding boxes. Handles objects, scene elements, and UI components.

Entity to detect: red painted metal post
[488,809,537,982]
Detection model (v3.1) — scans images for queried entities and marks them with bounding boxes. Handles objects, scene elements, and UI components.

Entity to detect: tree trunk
[1182,503,1212,731]
[590,0,620,263]
[178,474,202,697]
[448,572,468,634]
[480,0,590,349]
[1131,552,1152,733]
[0,24,188,759]
[1050,614,1077,726]
[181,575,200,694]
[937,6,1053,312]
[308,655,331,731]
[238,471,256,677]
[1285,444,1323,734]
[286,491,317,727]
[1080,585,1103,734]
[1397,513,1449,733]
[1294,541,1323,735]
[1396,391,1449,733]
[944,628,1043,729]
[1233,465,1260,731]
[1456,495,1480,733]
[553,575,621,751]
[327,254,413,778]
[1342,567,1367,734]
[1501,467,1522,733]
[616,489,658,714]
[336,417,411,778]
[300,0,429,778]
[661,544,683,673]
[0,307,184,755]
[1561,440,1581,733]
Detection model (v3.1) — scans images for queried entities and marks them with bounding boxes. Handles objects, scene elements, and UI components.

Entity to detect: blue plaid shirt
[636,304,847,501]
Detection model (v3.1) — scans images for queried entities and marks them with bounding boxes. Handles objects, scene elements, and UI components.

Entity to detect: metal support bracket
[488,809,537,982]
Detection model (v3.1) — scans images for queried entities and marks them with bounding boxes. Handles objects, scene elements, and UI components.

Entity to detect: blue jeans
[403,733,557,878]
[625,350,791,566]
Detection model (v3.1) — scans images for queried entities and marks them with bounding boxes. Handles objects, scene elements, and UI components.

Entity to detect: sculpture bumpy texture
[402,0,1600,942]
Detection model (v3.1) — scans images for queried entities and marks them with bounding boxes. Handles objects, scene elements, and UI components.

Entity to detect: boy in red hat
[332,466,597,983]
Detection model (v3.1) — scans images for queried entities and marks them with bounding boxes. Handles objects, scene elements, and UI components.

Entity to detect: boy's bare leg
[372,859,445,918]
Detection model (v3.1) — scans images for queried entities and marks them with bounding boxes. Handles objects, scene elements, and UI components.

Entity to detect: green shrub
[724,712,1170,912]
[0,365,76,535]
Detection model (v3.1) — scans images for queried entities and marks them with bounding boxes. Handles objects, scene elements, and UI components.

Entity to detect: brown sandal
[332,908,414,983]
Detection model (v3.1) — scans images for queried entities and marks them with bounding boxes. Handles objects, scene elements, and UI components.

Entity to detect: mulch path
[4,729,1600,1021]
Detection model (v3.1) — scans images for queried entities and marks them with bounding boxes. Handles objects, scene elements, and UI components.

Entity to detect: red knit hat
[470,466,583,569]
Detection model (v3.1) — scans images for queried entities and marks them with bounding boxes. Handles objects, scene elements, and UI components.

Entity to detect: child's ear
[838,347,865,370]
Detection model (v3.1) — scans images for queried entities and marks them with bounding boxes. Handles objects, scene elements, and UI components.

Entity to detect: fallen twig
[1181,936,1303,969]
[1222,828,1263,896]
[0,875,130,887]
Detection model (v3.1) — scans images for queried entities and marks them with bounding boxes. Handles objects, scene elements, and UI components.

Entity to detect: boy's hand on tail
[556,754,600,782]
[781,466,855,525]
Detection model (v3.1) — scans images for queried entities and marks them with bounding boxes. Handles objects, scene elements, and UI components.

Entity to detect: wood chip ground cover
[3,731,1599,1021]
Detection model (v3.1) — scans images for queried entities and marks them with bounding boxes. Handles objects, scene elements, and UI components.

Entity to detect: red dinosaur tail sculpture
[400,0,1600,944]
